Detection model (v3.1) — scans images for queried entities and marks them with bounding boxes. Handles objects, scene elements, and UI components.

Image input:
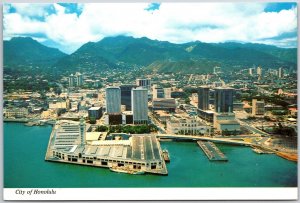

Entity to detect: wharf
[197,141,228,161]
[45,120,168,175]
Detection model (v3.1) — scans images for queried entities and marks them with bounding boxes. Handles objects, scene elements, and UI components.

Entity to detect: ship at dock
[109,166,145,175]
[162,150,170,162]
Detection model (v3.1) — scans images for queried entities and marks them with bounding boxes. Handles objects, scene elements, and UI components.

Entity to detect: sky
[3,2,298,54]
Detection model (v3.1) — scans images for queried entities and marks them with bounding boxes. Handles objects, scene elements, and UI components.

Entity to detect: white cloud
[3,3,298,54]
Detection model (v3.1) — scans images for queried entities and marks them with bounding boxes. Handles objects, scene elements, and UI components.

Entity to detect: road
[148,112,166,134]
[238,119,269,136]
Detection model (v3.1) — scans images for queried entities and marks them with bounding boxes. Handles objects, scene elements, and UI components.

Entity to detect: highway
[157,134,253,146]
[148,112,166,134]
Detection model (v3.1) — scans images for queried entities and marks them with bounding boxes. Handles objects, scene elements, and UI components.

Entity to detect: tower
[79,117,86,146]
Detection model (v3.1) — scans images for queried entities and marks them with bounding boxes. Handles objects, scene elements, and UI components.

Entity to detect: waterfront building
[88,107,103,120]
[132,87,148,124]
[214,87,234,113]
[120,84,137,111]
[46,120,167,175]
[252,99,265,116]
[166,116,210,135]
[152,98,176,112]
[136,79,151,90]
[106,87,121,114]
[215,120,240,134]
[213,113,240,134]
[79,117,86,146]
[4,107,29,118]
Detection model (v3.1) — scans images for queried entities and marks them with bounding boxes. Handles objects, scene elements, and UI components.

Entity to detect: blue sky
[3,2,297,54]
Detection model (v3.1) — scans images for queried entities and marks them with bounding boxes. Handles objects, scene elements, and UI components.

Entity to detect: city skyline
[2,1,298,201]
[3,2,297,53]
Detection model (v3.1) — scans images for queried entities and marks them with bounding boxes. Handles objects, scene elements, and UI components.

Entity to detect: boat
[109,166,145,175]
[162,149,170,162]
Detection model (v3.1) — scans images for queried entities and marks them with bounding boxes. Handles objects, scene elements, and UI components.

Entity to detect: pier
[197,141,228,161]
[45,120,168,175]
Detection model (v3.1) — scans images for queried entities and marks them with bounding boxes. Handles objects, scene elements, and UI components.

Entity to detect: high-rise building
[198,86,210,110]
[257,66,262,76]
[69,72,83,87]
[69,74,75,87]
[249,68,253,75]
[75,72,83,86]
[136,79,151,90]
[214,87,234,113]
[278,67,283,78]
[252,99,265,116]
[106,87,121,114]
[120,84,137,111]
[132,87,148,124]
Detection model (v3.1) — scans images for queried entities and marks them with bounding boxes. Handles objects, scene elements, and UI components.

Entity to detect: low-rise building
[213,113,240,134]
[88,107,103,120]
[166,116,210,135]
[152,98,176,112]
[4,107,29,118]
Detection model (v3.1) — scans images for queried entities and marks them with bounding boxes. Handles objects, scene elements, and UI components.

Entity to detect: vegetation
[95,125,109,132]
[4,36,296,74]
[108,124,158,134]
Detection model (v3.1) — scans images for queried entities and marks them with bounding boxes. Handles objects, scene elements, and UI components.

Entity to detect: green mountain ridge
[4,37,67,68]
[4,36,297,74]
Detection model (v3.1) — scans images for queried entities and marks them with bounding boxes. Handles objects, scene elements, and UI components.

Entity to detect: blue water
[4,122,297,188]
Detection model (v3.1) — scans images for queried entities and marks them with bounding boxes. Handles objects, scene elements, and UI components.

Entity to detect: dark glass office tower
[214,87,234,113]
[198,86,210,110]
[120,84,137,111]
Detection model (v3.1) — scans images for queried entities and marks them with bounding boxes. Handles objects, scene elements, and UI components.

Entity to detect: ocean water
[4,122,297,188]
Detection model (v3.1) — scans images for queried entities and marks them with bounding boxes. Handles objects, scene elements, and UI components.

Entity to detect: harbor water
[4,122,297,188]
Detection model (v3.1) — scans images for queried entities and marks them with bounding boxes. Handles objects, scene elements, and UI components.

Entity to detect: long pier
[197,141,228,161]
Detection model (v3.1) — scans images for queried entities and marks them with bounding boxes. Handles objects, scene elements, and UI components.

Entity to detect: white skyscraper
[257,66,262,76]
[132,87,148,124]
[106,87,121,114]
[249,68,253,75]
[278,67,283,78]
[69,74,75,87]
[75,72,83,86]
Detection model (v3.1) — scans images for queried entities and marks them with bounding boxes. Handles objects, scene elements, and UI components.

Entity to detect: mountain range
[4,36,297,74]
